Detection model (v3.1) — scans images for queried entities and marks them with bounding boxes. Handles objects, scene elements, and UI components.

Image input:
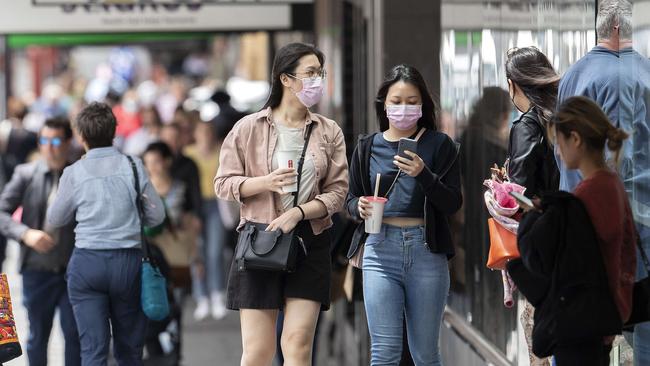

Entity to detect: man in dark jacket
[0,117,80,366]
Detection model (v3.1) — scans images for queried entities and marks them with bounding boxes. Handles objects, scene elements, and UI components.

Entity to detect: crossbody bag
[127,155,170,321]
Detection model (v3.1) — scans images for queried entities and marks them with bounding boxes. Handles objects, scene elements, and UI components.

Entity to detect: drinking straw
[374,173,381,198]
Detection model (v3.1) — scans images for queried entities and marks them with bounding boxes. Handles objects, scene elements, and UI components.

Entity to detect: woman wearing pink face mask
[214,43,348,366]
[346,64,462,365]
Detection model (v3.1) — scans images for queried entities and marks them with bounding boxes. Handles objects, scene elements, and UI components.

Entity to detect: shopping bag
[0,274,22,363]
[486,218,520,270]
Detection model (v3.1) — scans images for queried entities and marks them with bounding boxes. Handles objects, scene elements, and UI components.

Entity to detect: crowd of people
[0,0,648,365]
[0,61,245,364]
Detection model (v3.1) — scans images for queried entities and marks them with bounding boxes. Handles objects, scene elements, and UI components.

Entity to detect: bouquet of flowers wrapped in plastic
[483,163,525,307]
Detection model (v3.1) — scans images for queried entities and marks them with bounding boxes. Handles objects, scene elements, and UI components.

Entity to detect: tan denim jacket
[214,108,348,235]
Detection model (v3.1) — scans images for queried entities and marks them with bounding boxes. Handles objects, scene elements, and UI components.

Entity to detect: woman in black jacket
[505,47,560,197]
[346,64,462,365]
[504,47,561,366]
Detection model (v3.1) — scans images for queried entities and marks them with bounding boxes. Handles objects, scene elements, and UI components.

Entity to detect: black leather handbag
[234,123,313,272]
[624,234,650,327]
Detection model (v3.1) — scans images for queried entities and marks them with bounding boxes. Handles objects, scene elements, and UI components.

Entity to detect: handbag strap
[126,155,152,260]
[292,122,315,208]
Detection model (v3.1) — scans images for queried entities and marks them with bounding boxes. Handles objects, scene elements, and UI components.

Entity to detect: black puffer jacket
[507,108,559,197]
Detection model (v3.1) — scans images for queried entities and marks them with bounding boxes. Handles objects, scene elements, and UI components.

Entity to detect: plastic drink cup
[364,196,388,234]
[277,150,301,193]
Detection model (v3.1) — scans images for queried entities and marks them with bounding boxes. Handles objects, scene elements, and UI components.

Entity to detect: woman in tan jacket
[214,42,348,366]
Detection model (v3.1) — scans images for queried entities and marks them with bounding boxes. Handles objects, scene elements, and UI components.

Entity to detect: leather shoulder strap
[126,155,151,259]
[293,122,315,207]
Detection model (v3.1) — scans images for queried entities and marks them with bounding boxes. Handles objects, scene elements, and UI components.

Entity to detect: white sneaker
[211,292,228,320]
[193,298,210,321]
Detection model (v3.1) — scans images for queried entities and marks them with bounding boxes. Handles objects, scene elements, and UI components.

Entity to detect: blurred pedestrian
[143,141,198,288]
[210,89,246,135]
[185,121,228,320]
[142,141,198,362]
[504,46,560,366]
[214,42,348,366]
[113,89,142,141]
[123,106,164,157]
[47,102,165,366]
[0,97,38,272]
[346,64,462,365]
[0,97,38,180]
[0,117,81,366]
[160,123,203,225]
[509,96,635,365]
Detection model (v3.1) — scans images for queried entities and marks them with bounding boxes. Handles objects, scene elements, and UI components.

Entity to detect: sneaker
[211,292,228,320]
[193,298,210,321]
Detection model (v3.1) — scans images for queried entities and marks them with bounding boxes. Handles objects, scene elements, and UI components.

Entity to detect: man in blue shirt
[557,0,650,363]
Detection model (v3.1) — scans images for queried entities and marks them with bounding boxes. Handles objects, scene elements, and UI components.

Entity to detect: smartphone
[509,191,535,210]
[397,137,418,160]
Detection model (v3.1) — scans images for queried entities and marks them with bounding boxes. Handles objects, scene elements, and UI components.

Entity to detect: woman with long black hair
[214,42,348,366]
[504,46,561,366]
[346,64,462,365]
[505,47,560,197]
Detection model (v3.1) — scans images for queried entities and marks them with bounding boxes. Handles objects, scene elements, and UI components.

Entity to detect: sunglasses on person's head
[39,137,63,147]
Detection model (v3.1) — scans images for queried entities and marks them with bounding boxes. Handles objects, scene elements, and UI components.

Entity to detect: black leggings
[554,340,612,366]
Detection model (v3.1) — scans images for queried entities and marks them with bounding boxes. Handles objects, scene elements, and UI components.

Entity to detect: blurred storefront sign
[0,1,312,33]
[442,2,595,31]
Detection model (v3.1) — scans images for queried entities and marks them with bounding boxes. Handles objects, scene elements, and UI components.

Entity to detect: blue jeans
[193,199,226,298]
[634,225,650,365]
[22,270,80,366]
[67,248,147,366]
[363,224,449,366]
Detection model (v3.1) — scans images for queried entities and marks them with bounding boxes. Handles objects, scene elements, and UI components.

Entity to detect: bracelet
[296,205,306,221]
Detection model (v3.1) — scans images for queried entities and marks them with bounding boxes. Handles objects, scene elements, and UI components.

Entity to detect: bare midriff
[382,217,425,227]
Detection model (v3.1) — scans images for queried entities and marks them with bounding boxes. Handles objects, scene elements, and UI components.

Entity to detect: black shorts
[226,222,332,311]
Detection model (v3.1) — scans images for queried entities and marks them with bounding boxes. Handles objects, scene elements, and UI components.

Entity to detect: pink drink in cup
[364,196,388,234]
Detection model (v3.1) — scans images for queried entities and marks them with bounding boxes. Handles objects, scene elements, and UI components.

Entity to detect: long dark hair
[263,43,325,110]
[375,64,438,132]
[505,47,560,125]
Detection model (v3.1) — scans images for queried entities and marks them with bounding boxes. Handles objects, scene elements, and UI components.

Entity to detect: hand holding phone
[397,137,417,160]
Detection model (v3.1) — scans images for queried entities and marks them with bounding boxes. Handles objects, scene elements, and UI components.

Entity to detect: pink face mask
[386,104,422,130]
[290,75,324,108]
